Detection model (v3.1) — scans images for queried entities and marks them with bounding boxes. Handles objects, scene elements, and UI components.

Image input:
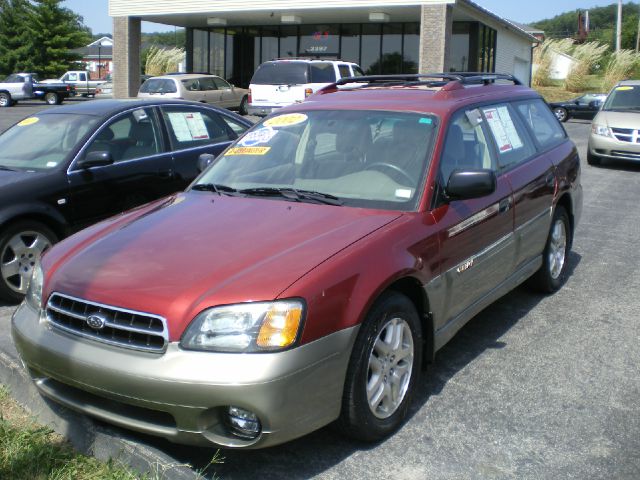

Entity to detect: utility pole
[616,0,622,51]
[636,2,640,52]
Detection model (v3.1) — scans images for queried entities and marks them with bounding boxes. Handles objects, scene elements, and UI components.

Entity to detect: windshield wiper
[191,183,240,195]
[239,187,343,206]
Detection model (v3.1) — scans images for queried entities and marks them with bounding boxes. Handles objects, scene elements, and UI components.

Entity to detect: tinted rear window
[251,63,309,85]
[139,78,177,94]
[310,63,336,83]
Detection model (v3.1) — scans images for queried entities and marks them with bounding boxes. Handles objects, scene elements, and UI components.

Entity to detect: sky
[62,0,623,35]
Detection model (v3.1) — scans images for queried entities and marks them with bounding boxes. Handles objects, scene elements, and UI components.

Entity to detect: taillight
[66,85,70,91]
[248,88,252,104]
[304,88,313,98]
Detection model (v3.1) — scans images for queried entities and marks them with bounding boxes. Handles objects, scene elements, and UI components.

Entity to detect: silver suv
[248,59,363,116]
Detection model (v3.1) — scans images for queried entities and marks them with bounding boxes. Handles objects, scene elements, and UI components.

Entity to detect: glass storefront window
[403,24,419,74]
[261,26,279,63]
[300,25,339,57]
[225,29,235,81]
[381,24,403,74]
[193,29,208,72]
[361,24,381,74]
[340,24,360,64]
[280,26,298,58]
[209,29,225,77]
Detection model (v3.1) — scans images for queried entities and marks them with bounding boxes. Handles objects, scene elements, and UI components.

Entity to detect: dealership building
[109,0,537,98]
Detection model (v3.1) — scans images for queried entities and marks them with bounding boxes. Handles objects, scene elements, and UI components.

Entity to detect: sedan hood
[0,167,36,187]
[45,192,401,339]
[595,110,640,129]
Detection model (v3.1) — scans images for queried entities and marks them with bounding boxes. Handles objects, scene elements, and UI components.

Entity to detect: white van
[248,59,364,116]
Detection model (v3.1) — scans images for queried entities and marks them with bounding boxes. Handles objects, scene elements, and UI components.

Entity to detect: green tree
[27,0,91,77]
[0,0,33,76]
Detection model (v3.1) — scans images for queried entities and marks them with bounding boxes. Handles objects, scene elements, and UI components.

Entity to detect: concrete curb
[0,313,199,480]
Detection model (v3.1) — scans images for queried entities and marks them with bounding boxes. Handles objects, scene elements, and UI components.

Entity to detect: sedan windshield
[193,110,438,211]
[0,114,100,170]
[603,85,640,111]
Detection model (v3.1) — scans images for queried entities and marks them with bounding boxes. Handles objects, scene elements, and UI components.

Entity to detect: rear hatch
[249,62,309,107]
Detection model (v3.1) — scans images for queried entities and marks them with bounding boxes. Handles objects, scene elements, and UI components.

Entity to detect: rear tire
[0,92,12,107]
[0,221,57,303]
[529,206,570,293]
[44,92,59,105]
[337,291,422,442]
[239,95,248,115]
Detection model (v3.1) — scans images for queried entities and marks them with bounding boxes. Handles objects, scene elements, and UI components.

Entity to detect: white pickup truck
[41,70,105,96]
[0,73,75,107]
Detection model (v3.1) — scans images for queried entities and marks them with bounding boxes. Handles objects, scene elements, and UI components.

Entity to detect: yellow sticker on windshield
[263,113,308,127]
[225,146,271,156]
[17,117,39,126]
[615,86,634,91]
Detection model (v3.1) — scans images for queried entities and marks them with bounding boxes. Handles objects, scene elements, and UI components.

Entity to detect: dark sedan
[0,99,251,302]
[549,93,606,122]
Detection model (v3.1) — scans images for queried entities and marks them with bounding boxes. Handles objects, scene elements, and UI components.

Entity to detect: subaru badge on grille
[86,313,108,330]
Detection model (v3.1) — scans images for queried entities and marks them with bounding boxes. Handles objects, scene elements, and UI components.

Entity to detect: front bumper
[589,132,640,162]
[11,302,358,448]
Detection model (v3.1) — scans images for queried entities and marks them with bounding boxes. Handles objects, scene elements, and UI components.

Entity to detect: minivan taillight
[305,88,313,98]
[248,88,252,104]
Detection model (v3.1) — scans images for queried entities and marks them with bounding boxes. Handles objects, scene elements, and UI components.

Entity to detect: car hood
[0,167,41,187]
[44,192,402,339]
[595,110,640,129]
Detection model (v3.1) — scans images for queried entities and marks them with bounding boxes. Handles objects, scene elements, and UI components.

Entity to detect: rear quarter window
[310,63,337,83]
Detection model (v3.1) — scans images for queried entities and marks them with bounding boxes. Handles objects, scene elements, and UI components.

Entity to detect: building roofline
[457,0,539,43]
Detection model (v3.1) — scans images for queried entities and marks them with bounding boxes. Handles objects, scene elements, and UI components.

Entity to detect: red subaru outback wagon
[12,73,582,449]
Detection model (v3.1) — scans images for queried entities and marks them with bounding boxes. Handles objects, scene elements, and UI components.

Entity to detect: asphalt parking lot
[0,102,638,479]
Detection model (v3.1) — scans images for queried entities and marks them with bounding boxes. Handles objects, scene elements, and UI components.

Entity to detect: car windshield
[193,110,438,211]
[603,85,640,111]
[251,63,308,85]
[0,114,100,170]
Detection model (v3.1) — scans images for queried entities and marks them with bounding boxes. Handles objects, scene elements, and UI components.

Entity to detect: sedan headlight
[180,300,305,353]
[25,263,43,311]
[591,124,611,137]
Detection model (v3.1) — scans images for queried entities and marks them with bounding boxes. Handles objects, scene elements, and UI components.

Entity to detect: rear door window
[338,65,351,79]
[514,99,566,150]
[480,103,535,170]
[161,106,238,150]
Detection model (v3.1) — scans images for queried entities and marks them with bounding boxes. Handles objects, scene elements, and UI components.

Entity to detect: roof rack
[331,72,522,89]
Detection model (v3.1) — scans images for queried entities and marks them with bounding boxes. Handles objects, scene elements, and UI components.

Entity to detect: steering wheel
[363,162,414,185]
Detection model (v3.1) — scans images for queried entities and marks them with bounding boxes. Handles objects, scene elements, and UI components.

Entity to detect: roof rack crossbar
[331,72,522,89]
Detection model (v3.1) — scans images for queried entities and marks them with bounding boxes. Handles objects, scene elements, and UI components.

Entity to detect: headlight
[180,300,305,353]
[591,124,611,137]
[25,263,43,310]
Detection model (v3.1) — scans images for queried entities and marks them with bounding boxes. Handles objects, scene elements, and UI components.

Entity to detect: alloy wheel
[548,219,567,280]
[1,230,52,294]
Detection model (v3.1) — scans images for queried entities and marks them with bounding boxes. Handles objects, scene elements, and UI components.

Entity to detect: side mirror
[197,153,216,172]
[76,151,113,169]
[446,169,496,200]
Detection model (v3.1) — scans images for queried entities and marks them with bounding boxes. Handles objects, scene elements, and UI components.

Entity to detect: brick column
[113,17,141,98]
[419,4,453,73]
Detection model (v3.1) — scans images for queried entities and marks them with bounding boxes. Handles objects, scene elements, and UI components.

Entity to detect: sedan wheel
[338,291,422,442]
[553,107,568,122]
[0,92,12,108]
[0,222,56,302]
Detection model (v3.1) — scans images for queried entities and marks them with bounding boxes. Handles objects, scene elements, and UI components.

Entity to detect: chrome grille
[611,128,640,144]
[46,293,168,353]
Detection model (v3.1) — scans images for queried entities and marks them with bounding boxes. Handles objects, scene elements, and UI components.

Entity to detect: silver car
[138,74,249,115]
[588,80,640,166]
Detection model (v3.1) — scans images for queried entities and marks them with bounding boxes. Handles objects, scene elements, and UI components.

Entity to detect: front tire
[338,291,422,442]
[44,92,59,105]
[587,150,601,166]
[0,221,57,303]
[0,92,12,107]
[529,206,570,293]
[553,107,568,122]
